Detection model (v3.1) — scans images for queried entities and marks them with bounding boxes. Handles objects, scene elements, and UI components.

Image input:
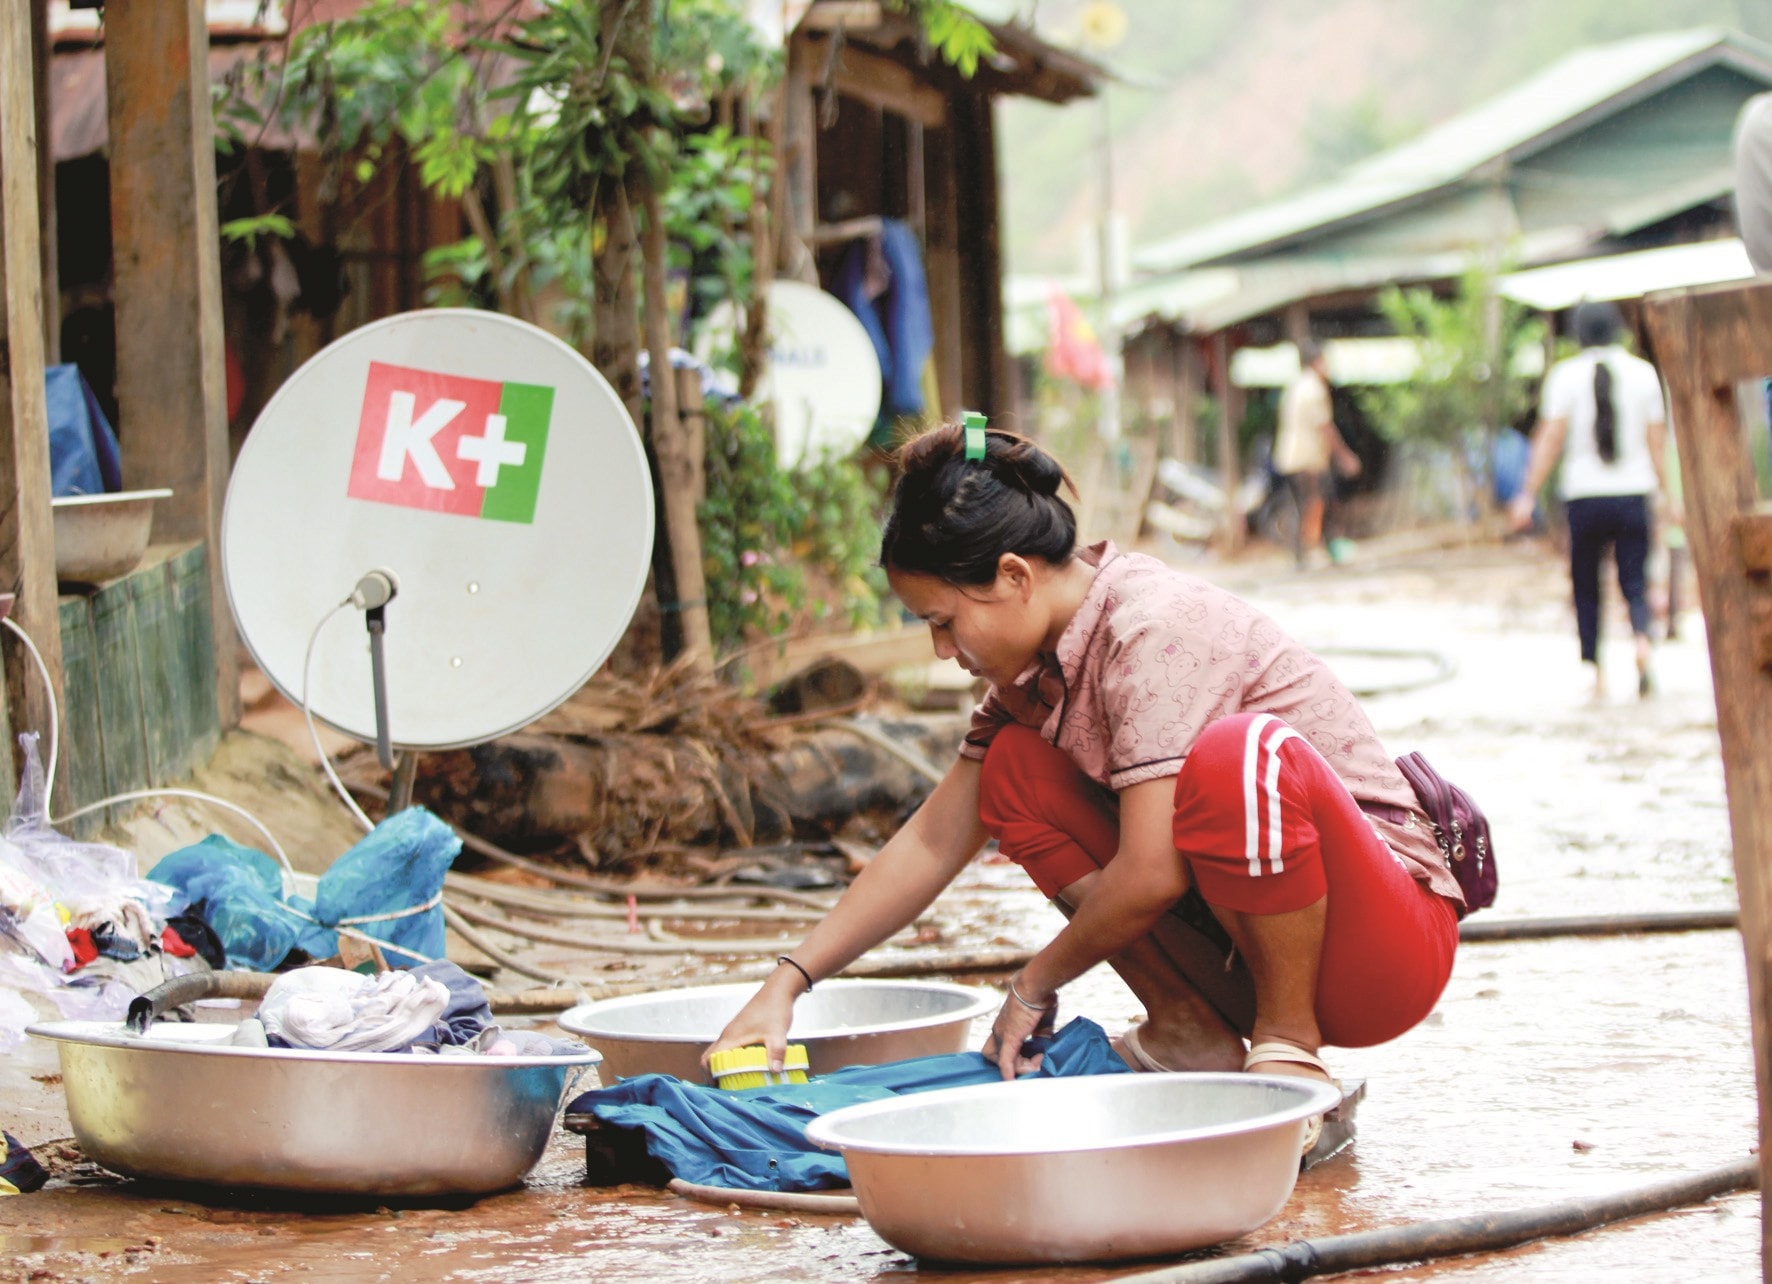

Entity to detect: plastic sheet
[0,735,182,1042]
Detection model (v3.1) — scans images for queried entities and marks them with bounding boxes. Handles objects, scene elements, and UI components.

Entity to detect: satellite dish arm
[352,568,399,770]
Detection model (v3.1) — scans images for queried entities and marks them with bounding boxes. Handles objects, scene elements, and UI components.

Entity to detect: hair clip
[963,412,987,461]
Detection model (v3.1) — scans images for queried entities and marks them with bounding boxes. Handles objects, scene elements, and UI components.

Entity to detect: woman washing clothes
[707,420,1462,1101]
[1508,300,1672,698]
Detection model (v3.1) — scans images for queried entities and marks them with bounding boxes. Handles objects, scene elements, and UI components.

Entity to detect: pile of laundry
[0,738,210,1050]
[233,960,577,1057]
[0,732,463,1052]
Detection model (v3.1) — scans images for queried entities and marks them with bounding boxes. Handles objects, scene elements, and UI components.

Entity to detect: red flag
[1043,288,1113,390]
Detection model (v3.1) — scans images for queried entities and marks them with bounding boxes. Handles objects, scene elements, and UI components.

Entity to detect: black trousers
[1565,493,1652,664]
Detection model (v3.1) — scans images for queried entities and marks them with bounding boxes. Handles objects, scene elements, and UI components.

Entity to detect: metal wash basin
[556,979,997,1083]
[805,1072,1341,1264]
[28,1019,601,1196]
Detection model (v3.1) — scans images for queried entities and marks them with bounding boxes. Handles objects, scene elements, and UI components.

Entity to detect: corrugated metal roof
[1498,236,1755,310]
[1135,28,1772,275]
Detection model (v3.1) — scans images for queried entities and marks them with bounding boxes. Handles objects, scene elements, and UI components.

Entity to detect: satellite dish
[700,281,882,469]
[222,309,655,751]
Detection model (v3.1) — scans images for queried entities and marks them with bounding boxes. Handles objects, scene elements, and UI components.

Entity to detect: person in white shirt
[1508,301,1671,698]
[1272,341,1361,568]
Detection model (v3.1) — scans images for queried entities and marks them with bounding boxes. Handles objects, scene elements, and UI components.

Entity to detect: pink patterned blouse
[958,542,1461,903]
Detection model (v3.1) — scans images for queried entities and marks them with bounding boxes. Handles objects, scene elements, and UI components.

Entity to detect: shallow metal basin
[28,1020,601,1197]
[556,979,996,1082]
[803,1072,1341,1264]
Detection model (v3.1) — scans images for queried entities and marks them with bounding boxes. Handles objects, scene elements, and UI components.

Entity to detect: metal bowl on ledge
[51,488,173,583]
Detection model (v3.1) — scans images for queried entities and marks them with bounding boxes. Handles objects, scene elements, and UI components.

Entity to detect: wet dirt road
[2,539,1758,1282]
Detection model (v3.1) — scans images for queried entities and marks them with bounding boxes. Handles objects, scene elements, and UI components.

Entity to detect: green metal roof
[1134,28,1772,275]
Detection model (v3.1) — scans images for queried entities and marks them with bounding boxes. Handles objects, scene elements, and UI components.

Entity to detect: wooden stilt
[0,5,69,807]
[1643,280,1772,1280]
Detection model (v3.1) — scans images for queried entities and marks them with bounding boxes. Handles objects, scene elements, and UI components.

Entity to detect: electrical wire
[2,615,60,809]
[1,614,297,874]
[53,789,295,875]
[303,599,376,834]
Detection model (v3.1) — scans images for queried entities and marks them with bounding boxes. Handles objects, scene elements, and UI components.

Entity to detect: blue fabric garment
[1491,427,1530,504]
[1,1130,50,1195]
[877,219,934,419]
[148,808,461,971]
[44,364,122,497]
[834,218,935,426]
[566,1017,1133,1192]
[409,958,495,1048]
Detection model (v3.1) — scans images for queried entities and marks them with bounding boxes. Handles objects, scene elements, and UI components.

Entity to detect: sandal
[1244,1041,1337,1155]
[1116,1024,1179,1073]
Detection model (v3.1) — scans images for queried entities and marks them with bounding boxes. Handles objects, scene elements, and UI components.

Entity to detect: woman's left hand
[980,977,1057,1081]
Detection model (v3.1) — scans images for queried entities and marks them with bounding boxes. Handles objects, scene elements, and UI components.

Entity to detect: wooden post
[1211,330,1243,553]
[0,7,70,807]
[1172,331,1200,465]
[778,38,818,284]
[31,0,56,361]
[1643,279,1772,1277]
[103,0,240,729]
[923,120,962,418]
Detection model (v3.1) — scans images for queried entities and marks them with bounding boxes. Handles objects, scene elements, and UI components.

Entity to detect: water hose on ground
[440,902,586,986]
[1457,908,1736,942]
[1309,644,1458,700]
[1115,1157,1757,1283]
[443,871,829,923]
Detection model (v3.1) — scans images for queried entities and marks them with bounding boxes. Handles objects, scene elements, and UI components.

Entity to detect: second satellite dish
[222,309,655,751]
[700,281,882,469]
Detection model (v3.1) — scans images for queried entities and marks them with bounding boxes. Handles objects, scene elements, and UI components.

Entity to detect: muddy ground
[0,534,1758,1282]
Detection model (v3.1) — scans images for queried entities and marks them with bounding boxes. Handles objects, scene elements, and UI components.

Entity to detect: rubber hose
[1114,1157,1758,1283]
[1459,908,1737,943]
[125,970,278,1034]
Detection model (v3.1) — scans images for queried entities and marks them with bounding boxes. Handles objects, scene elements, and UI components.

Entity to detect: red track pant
[977,714,1459,1047]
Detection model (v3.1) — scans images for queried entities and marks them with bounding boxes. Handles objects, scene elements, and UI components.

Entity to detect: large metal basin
[28,1020,601,1197]
[556,979,996,1082]
[803,1072,1341,1264]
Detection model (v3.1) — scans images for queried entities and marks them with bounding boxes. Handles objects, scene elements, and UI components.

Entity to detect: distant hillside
[997,0,1772,275]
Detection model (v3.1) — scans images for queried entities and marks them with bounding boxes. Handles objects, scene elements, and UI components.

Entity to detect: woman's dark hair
[879,421,1080,585]
[1573,301,1623,464]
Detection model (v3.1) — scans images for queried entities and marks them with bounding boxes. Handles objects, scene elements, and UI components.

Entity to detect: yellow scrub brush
[707,1044,810,1089]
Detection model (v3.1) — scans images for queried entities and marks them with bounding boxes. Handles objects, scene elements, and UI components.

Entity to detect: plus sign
[456,413,528,488]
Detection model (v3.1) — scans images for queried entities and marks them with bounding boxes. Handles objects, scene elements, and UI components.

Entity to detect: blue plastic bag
[148,808,461,970]
[147,835,298,972]
[44,364,122,497]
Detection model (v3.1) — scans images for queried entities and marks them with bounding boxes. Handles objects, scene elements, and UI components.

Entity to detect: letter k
[377,390,462,489]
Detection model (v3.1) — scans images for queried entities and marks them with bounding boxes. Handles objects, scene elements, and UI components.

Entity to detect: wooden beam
[0,5,69,808]
[103,0,240,729]
[1642,279,1772,1273]
[824,41,947,129]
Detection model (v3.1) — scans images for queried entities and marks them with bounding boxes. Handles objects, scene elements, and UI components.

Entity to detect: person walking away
[1508,301,1672,699]
[707,420,1462,1152]
[1273,341,1361,568]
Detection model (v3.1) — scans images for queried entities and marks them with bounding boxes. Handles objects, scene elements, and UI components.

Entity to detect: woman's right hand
[702,970,801,1075]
